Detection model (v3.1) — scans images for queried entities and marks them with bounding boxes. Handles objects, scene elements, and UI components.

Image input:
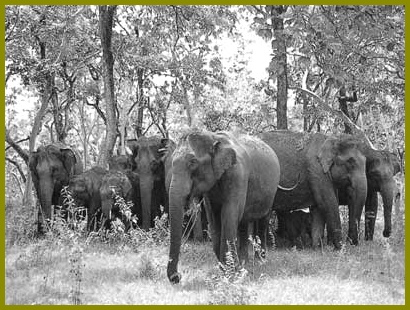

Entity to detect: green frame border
[2,2,408,308]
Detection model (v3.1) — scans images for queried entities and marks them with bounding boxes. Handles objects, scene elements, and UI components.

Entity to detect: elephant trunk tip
[167,269,181,284]
[383,229,391,238]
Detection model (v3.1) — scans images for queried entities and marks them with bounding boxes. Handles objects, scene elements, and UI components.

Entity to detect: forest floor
[4,201,405,305]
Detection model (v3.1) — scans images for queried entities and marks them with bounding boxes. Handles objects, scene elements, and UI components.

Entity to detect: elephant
[67,166,108,231]
[259,131,368,249]
[360,148,401,240]
[317,142,401,243]
[275,208,312,249]
[29,143,83,233]
[108,154,136,171]
[127,136,175,230]
[99,169,141,230]
[166,130,282,284]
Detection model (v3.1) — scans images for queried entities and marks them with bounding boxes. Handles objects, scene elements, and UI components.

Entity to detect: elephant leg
[311,207,325,249]
[365,191,378,241]
[347,202,359,245]
[192,208,204,241]
[256,215,269,258]
[313,189,342,249]
[237,221,248,265]
[220,203,241,267]
[203,197,222,260]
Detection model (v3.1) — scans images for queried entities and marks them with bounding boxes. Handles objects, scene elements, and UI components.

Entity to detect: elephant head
[167,131,236,283]
[99,170,141,231]
[364,149,401,240]
[29,143,83,233]
[127,136,175,230]
[318,135,368,245]
[67,166,107,231]
[108,155,135,171]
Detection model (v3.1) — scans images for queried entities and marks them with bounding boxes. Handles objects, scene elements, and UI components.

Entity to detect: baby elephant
[67,166,108,231]
[100,170,141,231]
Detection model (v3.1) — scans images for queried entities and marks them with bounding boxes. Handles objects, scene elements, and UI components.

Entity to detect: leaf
[271,39,278,51]
[257,28,272,40]
[253,16,266,25]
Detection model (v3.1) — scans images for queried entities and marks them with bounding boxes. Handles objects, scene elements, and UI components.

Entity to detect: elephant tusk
[278,172,301,191]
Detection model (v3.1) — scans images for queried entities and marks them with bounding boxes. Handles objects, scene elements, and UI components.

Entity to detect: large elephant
[127,136,175,230]
[29,143,83,233]
[100,170,141,230]
[67,166,107,231]
[166,130,281,284]
[259,131,368,248]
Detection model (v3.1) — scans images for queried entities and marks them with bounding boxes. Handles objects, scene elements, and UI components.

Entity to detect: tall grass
[5,180,405,305]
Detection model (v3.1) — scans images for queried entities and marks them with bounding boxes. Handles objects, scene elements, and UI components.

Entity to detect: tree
[97,5,117,167]
[251,5,289,129]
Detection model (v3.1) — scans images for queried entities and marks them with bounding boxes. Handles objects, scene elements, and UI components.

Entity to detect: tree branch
[293,87,376,149]
[6,157,27,183]
[5,129,29,164]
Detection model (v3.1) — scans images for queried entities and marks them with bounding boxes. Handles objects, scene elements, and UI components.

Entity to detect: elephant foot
[347,234,358,246]
[383,229,391,238]
[218,262,248,282]
[332,229,343,250]
[254,252,267,265]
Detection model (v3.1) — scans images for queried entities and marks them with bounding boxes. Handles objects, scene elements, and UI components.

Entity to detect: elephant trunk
[101,196,113,221]
[167,174,191,284]
[140,175,154,230]
[381,179,396,238]
[38,177,54,232]
[347,174,368,245]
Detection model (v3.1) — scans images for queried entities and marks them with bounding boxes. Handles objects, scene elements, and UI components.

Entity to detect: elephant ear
[388,152,401,175]
[318,137,337,173]
[212,141,236,180]
[61,148,77,177]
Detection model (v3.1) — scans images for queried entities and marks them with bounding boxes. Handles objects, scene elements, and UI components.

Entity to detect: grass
[4,197,405,305]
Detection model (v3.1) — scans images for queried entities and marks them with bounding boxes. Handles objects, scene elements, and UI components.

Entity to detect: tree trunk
[98,5,117,168]
[135,67,144,138]
[271,6,288,130]
[338,85,358,134]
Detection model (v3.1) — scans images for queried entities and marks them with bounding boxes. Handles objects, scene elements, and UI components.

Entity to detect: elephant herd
[28,130,401,284]
[29,137,173,233]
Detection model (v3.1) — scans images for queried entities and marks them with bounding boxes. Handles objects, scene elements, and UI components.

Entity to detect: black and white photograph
[5,5,405,304]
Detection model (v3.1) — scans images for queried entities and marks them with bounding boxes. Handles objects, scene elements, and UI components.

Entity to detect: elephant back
[259,131,319,211]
